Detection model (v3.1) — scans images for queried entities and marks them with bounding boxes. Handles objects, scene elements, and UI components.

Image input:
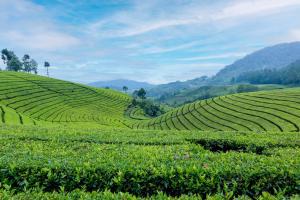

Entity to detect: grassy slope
[134,88,300,132]
[0,71,132,128]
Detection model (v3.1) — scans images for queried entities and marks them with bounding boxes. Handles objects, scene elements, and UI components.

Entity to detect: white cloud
[0,0,80,51]
[117,19,197,37]
[140,41,201,54]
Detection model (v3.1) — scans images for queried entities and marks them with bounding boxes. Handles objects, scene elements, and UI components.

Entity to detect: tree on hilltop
[44,61,50,77]
[1,49,40,74]
[123,86,128,93]
[7,55,22,71]
[1,49,22,71]
[30,59,38,74]
[137,88,146,99]
[1,49,13,65]
[22,54,31,72]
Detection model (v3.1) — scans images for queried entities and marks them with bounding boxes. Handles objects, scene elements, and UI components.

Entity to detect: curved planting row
[135,88,300,132]
[0,104,35,125]
[126,106,150,120]
[0,71,132,127]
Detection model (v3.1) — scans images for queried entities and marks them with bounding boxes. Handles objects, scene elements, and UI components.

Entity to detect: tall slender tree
[44,61,50,77]
[22,54,31,72]
[30,59,38,74]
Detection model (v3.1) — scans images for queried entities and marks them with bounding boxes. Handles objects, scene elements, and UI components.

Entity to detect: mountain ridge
[89,79,155,92]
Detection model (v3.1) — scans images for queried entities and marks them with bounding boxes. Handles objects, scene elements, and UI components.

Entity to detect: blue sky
[0,0,300,84]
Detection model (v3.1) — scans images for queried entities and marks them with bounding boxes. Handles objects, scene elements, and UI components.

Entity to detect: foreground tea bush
[0,125,298,199]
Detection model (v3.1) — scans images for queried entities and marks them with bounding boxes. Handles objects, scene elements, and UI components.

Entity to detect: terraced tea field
[0,71,299,199]
[0,71,131,127]
[134,88,300,132]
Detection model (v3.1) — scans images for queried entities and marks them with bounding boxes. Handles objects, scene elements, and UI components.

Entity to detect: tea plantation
[134,88,300,132]
[0,71,299,199]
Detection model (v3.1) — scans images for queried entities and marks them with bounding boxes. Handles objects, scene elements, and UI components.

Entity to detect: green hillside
[134,88,300,132]
[0,71,131,127]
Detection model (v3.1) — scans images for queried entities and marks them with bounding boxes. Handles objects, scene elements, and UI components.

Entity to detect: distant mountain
[212,41,300,83]
[147,76,208,98]
[89,79,155,92]
[148,41,300,99]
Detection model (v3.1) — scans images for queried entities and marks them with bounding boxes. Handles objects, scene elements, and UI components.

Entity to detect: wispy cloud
[139,41,201,55]
[86,0,300,38]
[177,52,248,61]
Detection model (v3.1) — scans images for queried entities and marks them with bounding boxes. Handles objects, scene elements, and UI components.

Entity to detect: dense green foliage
[1,49,39,73]
[0,125,298,199]
[130,99,165,117]
[236,60,300,85]
[130,88,166,117]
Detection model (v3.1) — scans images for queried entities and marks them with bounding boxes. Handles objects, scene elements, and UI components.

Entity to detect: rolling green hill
[133,88,300,132]
[0,71,131,127]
